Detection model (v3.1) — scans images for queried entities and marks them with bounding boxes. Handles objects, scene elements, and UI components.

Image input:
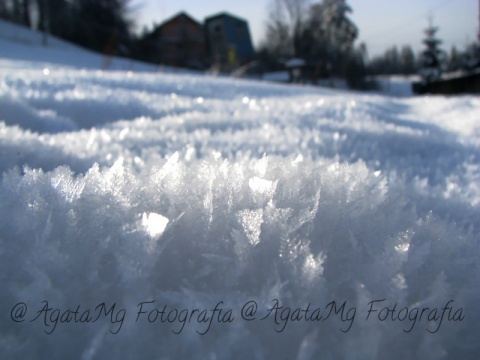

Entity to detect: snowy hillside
[1,20,479,360]
[0,19,159,72]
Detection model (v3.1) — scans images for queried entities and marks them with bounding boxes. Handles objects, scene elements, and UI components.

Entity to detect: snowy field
[1,20,480,359]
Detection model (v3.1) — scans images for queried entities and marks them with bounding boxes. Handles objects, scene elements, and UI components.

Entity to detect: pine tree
[463,41,480,70]
[0,0,31,25]
[418,20,445,82]
[302,0,357,76]
[446,46,460,72]
[67,0,133,54]
[0,1,10,20]
[321,0,357,51]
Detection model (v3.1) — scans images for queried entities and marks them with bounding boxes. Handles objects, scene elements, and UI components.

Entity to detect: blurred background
[1,0,479,92]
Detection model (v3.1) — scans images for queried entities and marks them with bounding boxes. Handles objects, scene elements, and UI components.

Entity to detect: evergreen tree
[446,46,461,72]
[67,0,133,54]
[368,45,416,76]
[262,0,362,85]
[37,0,73,38]
[11,0,22,23]
[301,0,357,76]
[418,20,445,82]
[321,0,357,52]
[463,41,480,70]
[345,42,373,89]
[36,0,133,55]
[1,0,32,26]
[0,1,10,20]
[264,0,357,64]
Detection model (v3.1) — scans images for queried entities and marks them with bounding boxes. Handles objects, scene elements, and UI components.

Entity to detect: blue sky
[132,0,478,57]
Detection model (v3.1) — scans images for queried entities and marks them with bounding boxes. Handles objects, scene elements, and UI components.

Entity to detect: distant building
[139,11,256,72]
[204,13,255,71]
[148,12,206,69]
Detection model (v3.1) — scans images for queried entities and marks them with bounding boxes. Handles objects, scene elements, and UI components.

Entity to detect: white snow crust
[0,19,479,360]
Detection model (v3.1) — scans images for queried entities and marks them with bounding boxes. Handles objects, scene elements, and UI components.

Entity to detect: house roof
[157,11,202,30]
[147,11,203,38]
[204,12,249,24]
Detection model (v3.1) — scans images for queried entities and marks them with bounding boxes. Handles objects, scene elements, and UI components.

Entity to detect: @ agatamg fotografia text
[9,298,464,335]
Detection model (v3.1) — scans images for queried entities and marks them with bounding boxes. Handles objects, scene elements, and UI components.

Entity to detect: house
[138,11,256,72]
[204,13,255,71]
[412,70,480,95]
[147,12,206,69]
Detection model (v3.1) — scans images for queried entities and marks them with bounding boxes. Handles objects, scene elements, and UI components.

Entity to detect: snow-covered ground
[1,20,479,359]
[374,75,419,97]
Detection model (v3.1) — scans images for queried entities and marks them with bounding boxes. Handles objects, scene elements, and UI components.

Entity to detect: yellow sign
[228,47,236,64]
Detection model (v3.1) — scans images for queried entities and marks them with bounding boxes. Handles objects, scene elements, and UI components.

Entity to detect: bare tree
[264,0,311,57]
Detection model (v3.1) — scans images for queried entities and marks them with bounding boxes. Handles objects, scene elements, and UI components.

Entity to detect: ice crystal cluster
[1,20,479,360]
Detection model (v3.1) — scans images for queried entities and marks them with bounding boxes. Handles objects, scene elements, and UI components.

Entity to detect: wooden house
[149,12,206,69]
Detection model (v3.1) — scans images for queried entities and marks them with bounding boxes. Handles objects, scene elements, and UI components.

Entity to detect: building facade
[204,13,255,71]
[143,11,255,72]
[150,12,206,69]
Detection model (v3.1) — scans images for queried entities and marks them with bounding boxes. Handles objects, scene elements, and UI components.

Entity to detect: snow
[1,20,480,359]
[285,58,306,68]
[373,75,418,97]
[262,71,290,82]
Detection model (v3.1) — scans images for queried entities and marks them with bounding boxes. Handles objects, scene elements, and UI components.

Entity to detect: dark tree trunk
[22,0,31,27]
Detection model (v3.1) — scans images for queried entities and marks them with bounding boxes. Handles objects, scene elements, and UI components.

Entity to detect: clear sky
[132,0,478,57]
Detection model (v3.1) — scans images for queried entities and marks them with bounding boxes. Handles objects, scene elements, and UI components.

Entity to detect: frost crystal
[142,212,169,239]
[0,23,479,359]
